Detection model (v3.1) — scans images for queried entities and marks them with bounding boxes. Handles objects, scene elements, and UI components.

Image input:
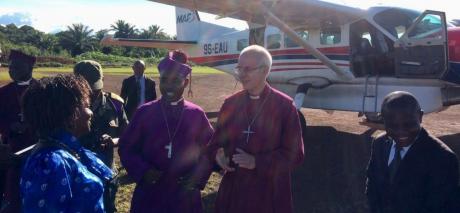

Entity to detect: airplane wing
[148,0,363,81]
[101,35,197,49]
[148,0,365,28]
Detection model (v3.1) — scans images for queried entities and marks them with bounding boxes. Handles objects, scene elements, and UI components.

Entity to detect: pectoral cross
[242,126,255,144]
[165,142,172,159]
[18,113,24,122]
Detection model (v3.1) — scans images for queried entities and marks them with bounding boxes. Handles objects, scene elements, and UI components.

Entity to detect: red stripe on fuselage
[272,62,350,67]
[189,54,239,64]
[269,46,349,56]
[189,46,350,64]
[271,65,350,72]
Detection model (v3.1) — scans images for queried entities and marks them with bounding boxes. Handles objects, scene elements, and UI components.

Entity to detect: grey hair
[240,45,272,71]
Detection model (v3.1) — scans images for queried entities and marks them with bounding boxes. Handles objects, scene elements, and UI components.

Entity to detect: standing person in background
[118,51,213,213]
[0,50,37,213]
[120,60,157,120]
[73,60,128,213]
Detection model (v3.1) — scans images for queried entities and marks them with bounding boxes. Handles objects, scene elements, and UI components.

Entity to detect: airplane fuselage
[181,7,460,114]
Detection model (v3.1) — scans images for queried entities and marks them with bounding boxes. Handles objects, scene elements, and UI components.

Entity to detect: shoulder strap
[106,93,123,115]
[108,92,124,104]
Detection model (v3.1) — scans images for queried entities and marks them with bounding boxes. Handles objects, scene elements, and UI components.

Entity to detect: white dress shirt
[136,75,146,105]
[387,141,412,166]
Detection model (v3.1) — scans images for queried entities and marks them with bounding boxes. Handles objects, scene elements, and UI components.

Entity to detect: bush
[35,62,64,67]
[75,51,162,67]
[37,56,75,65]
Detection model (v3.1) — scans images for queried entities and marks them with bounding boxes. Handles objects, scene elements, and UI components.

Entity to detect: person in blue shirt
[19,74,113,212]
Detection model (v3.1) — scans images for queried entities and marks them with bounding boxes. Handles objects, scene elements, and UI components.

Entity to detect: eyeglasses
[233,65,265,75]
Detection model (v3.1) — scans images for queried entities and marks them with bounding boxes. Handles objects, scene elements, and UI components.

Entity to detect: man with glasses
[194,45,304,213]
[366,91,459,213]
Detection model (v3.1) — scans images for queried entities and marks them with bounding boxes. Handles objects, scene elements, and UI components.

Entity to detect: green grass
[0,66,224,82]
[0,71,47,82]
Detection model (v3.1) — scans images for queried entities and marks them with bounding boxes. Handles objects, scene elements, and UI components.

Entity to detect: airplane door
[394,11,448,78]
[248,23,265,46]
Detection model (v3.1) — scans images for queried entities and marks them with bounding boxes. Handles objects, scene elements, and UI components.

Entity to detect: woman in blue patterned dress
[19,74,113,212]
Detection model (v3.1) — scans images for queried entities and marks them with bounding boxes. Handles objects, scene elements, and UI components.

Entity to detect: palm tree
[110,20,137,38]
[95,29,110,40]
[148,25,167,39]
[58,23,94,56]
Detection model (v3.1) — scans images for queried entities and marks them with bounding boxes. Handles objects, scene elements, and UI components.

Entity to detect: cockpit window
[374,8,421,39]
[408,14,443,39]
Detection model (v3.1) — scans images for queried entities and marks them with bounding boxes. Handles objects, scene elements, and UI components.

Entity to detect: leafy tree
[138,25,167,39]
[57,23,95,56]
[37,34,60,54]
[110,20,137,38]
[95,29,110,40]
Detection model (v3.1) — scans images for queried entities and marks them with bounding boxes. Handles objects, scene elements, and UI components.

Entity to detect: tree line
[0,20,173,65]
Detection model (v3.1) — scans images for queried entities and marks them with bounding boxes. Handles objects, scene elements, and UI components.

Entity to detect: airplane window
[395,26,407,38]
[408,14,443,39]
[320,27,341,45]
[267,34,281,49]
[374,8,420,39]
[285,30,309,48]
[362,32,372,44]
[237,39,249,51]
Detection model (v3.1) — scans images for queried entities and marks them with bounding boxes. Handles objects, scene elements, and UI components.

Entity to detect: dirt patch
[2,72,459,213]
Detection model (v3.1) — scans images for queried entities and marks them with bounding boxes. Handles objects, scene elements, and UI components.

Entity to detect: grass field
[0,66,224,82]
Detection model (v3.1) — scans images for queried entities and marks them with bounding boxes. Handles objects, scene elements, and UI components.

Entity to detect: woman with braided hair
[20,74,113,212]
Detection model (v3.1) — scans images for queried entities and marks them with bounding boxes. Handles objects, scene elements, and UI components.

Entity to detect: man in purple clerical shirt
[194,45,305,213]
[118,50,214,213]
[0,50,38,213]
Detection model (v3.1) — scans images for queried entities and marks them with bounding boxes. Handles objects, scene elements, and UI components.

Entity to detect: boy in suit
[366,91,459,213]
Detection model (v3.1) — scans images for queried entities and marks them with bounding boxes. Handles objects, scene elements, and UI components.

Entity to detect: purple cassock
[118,98,213,213]
[0,81,37,213]
[196,85,304,213]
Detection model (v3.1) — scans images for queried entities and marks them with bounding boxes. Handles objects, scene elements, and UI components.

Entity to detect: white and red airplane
[102,0,460,120]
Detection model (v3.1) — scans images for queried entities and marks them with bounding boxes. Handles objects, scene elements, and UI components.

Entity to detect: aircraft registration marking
[203,42,228,55]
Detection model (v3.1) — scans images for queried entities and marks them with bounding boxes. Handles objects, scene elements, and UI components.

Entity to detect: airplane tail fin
[175,7,201,41]
[175,7,238,41]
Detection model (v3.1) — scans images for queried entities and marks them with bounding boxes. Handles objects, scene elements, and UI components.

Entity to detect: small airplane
[102,0,460,121]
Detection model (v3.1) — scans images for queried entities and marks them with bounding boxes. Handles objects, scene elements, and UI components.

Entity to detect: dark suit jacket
[366,128,459,213]
[120,75,156,120]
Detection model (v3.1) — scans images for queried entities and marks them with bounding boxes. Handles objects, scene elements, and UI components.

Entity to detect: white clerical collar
[170,97,184,106]
[17,79,32,86]
[249,95,260,100]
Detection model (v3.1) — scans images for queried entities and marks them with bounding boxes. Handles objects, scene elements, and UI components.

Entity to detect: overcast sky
[0,0,458,35]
